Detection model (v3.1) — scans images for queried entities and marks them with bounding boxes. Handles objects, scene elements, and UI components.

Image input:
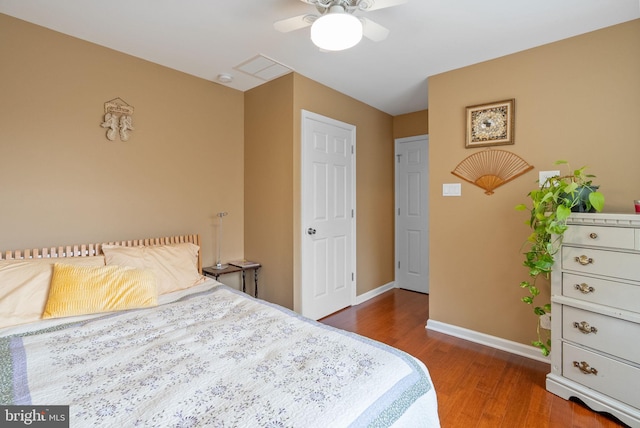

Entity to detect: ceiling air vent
[234,54,293,81]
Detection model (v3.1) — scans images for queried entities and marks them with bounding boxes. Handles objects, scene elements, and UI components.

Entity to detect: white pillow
[101,242,204,295]
[0,256,106,329]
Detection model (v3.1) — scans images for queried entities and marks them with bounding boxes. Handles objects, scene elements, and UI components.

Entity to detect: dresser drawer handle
[573,321,598,334]
[575,255,594,266]
[574,283,595,294]
[589,233,598,239]
[573,361,598,375]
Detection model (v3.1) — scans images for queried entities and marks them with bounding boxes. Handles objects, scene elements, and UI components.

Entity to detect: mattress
[1,279,439,427]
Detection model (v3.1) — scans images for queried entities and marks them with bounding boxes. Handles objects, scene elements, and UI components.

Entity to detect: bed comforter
[1,282,439,427]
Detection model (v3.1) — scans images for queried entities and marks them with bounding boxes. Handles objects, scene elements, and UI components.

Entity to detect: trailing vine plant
[515,161,605,356]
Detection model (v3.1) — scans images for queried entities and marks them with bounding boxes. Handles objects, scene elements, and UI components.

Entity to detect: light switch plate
[539,170,560,187]
[443,183,461,196]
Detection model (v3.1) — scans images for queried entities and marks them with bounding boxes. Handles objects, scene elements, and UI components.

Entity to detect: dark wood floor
[320,288,627,428]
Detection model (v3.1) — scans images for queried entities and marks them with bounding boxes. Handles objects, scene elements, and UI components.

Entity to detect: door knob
[307,228,316,235]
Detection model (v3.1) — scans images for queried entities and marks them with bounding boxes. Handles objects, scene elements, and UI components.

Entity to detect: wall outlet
[539,313,552,330]
[539,170,560,187]
[442,183,461,196]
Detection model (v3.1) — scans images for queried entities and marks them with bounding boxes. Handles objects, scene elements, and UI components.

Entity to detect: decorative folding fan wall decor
[451,149,533,195]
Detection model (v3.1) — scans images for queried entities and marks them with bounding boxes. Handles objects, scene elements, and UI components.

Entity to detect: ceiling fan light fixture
[310,6,363,51]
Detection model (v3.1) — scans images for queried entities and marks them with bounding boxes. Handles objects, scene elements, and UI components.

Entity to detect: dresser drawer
[562,273,640,313]
[561,246,640,282]
[563,343,640,409]
[562,305,640,363]
[564,225,636,250]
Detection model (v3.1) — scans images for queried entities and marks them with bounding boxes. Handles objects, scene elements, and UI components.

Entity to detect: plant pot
[564,185,600,213]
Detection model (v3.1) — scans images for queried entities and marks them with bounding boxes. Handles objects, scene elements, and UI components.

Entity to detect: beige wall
[244,74,295,307]
[393,110,428,139]
[244,73,394,309]
[428,19,640,346]
[0,15,245,275]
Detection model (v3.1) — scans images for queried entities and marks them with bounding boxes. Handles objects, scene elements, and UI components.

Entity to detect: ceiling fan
[274,0,408,51]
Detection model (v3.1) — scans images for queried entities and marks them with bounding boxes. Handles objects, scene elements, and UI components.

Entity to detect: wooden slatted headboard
[0,234,202,273]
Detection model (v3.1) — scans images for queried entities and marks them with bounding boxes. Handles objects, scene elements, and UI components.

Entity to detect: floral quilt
[1,284,439,427]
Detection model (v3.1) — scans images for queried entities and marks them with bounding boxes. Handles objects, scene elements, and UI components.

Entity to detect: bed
[0,234,439,427]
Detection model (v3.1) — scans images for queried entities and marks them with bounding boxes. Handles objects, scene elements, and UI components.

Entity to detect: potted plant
[515,160,605,356]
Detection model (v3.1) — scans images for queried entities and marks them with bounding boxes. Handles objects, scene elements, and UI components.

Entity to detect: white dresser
[547,213,640,427]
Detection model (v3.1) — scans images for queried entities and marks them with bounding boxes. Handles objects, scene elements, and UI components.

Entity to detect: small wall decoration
[451,149,533,195]
[465,99,514,148]
[101,98,134,141]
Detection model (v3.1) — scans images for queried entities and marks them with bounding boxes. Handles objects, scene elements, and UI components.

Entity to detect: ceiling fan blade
[357,0,408,12]
[361,17,390,42]
[273,14,316,33]
[299,0,333,8]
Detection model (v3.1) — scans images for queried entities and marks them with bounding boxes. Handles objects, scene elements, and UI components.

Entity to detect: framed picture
[465,99,515,148]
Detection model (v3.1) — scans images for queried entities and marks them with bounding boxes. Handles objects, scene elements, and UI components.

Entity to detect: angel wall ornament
[119,115,134,141]
[101,113,119,141]
[101,98,135,142]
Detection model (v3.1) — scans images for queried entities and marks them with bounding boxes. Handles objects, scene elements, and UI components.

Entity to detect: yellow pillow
[42,263,158,319]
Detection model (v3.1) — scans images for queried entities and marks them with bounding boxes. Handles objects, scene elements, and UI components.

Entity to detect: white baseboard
[354,281,397,305]
[426,319,551,364]
[353,287,549,364]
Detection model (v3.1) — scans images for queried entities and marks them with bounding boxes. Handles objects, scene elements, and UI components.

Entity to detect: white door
[301,110,355,320]
[395,135,429,293]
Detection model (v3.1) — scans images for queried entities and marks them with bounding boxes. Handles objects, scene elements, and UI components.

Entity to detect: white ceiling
[1,0,638,116]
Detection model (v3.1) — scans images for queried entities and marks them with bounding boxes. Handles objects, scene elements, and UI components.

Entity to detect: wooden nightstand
[202,263,261,298]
